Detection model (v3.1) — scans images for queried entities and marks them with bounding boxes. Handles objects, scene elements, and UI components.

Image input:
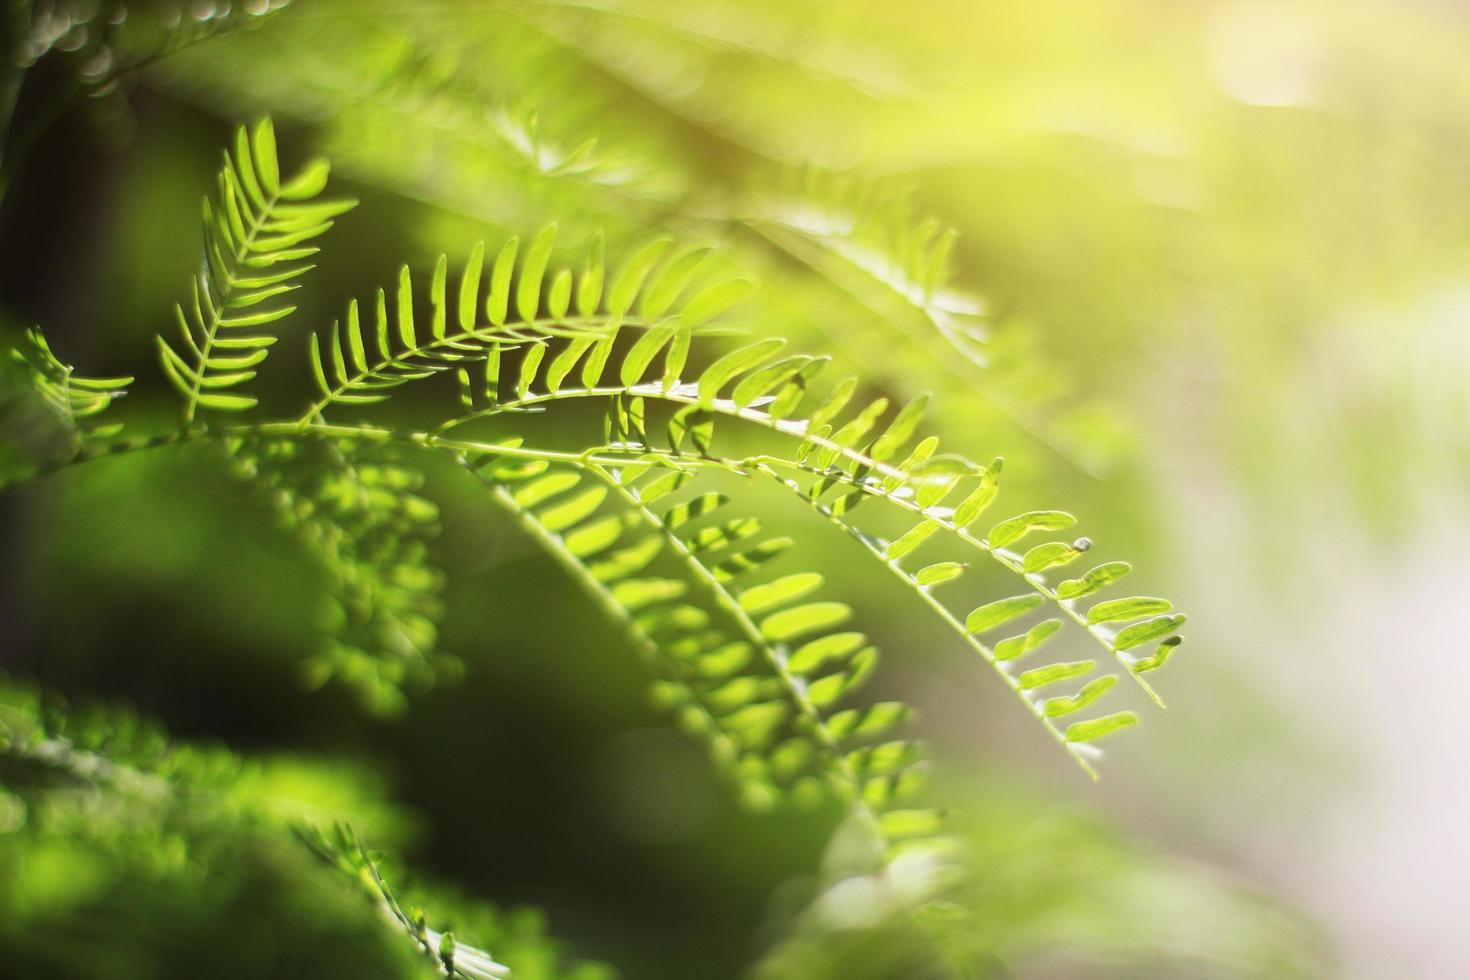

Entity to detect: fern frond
[300,227,750,423]
[10,326,133,440]
[225,433,448,715]
[19,247,1178,776]
[274,224,1181,771]
[158,117,355,423]
[395,324,1183,772]
[448,447,950,897]
[300,823,512,980]
[746,168,986,364]
[10,138,1183,777]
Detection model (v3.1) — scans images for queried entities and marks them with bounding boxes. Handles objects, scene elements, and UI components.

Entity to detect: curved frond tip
[158,117,356,423]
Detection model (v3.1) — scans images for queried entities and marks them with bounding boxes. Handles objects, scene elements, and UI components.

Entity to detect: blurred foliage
[753,781,1327,980]
[16,0,1470,975]
[0,675,607,979]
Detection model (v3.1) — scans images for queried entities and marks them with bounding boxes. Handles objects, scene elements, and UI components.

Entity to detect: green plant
[2,110,1189,975]
[1,4,1357,977]
[0,674,609,979]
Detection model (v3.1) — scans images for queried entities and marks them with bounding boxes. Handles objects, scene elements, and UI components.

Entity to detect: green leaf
[396,265,415,347]
[373,288,391,358]
[826,701,912,740]
[537,486,607,532]
[279,158,331,200]
[611,577,687,611]
[1018,660,1095,690]
[233,127,265,210]
[212,334,279,351]
[1056,561,1132,600]
[828,397,887,452]
[430,254,448,340]
[704,676,774,713]
[693,641,753,680]
[964,594,1043,633]
[484,346,502,402]
[887,436,938,490]
[220,306,295,328]
[641,247,710,319]
[760,602,851,642]
[731,356,813,409]
[788,632,866,674]
[487,236,519,326]
[637,469,690,503]
[547,268,573,320]
[994,618,1062,661]
[682,278,752,326]
[1112,615,1186,652]
[738,572,824,614]
[196,392,257,411]
[517,344,546,398]
[1087,596,1173,625]
[1065,711,1138,743]
[456,242,485,331]
[514,472,580,508]
[1131,635,1182,673]
[1043,675,1118,717]
[344,300,367,372]
[561,514,627,559]
[589,536,664,582]
[662,492,727,528]
[909,454,981,478]
[581,334,616,387]
[987,511,1076,549]
[251,118,279,195]
[808,649,877,707]
[621,320,680,386]
[769,358,828,419]
[712,538,792,581]
[697,339,785,409]
[662,322,691,389]
[608,238,670,318]
[869,393,929,462]
[685,518,762,554]
[846,738,920,777]
[1022,539,1088,574]
[327,323,348,384]
[306,335,330,395]
[808,377,857,430]
[517,224,557,322]
[911,470,958,511]
[884,520,940,561]
[546,337,594,393]
[577,232,605,316]
[915,561,966,587]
